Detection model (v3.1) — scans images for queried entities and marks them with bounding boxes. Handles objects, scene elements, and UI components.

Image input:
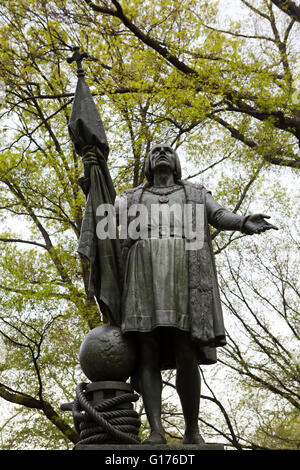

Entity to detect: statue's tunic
[122,187,190,333]
[118,181,248,370]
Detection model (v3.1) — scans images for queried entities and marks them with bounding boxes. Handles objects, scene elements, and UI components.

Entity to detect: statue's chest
[142,187,185,206]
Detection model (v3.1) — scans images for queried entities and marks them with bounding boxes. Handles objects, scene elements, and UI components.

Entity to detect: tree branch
[212,115,300,168]
[0,237,47,249]
[84,0,300,146]
[0,383,79,444]
[270,0,300,23]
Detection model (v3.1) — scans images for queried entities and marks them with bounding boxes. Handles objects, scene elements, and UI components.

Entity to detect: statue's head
[144,143,182,184]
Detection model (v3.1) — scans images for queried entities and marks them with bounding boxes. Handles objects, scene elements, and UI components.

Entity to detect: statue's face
[149,144,176,173]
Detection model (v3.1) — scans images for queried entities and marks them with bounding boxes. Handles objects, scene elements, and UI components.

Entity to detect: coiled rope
[72,382,141,445]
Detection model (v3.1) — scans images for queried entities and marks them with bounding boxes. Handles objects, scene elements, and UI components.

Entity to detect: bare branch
[270,0,300,23]
[0,383,79,444]
[0,238,47,249]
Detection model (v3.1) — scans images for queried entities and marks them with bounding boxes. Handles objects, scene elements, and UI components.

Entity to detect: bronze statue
[67,49,278,445]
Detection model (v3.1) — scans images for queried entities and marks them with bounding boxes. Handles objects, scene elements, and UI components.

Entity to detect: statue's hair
[144,145,182,184]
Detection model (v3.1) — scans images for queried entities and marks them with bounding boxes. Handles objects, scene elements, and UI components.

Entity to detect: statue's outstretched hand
[243,214,279,235]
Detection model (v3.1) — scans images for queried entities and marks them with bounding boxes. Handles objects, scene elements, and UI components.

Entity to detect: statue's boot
[143,431,167,445]
[182,432,205,444]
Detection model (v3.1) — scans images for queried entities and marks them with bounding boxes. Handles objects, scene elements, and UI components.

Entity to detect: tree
[216,227,299,449]
[0,0,298,449]
[82,0,300,169]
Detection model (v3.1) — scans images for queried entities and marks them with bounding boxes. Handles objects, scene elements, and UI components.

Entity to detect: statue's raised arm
[67,46,122,326]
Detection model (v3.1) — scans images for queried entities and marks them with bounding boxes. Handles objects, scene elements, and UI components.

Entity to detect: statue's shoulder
[181,180,204,191]
[123,183,147,196]
[121,183,147,205]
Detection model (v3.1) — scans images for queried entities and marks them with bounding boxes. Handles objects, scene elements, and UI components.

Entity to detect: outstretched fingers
[258,223,279,233]
[265,223,279,231]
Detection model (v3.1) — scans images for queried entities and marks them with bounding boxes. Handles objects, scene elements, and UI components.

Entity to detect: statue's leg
[137,331,166,444]
[172,329,205,444]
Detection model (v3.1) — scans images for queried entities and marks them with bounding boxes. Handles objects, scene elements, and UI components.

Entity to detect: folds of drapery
[68,74,122,326]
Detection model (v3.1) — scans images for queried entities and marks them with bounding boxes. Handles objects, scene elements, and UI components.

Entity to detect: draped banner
[68,74,122,326]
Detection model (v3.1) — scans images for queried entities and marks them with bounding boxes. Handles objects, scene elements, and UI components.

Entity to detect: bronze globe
[79,325,137,382]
